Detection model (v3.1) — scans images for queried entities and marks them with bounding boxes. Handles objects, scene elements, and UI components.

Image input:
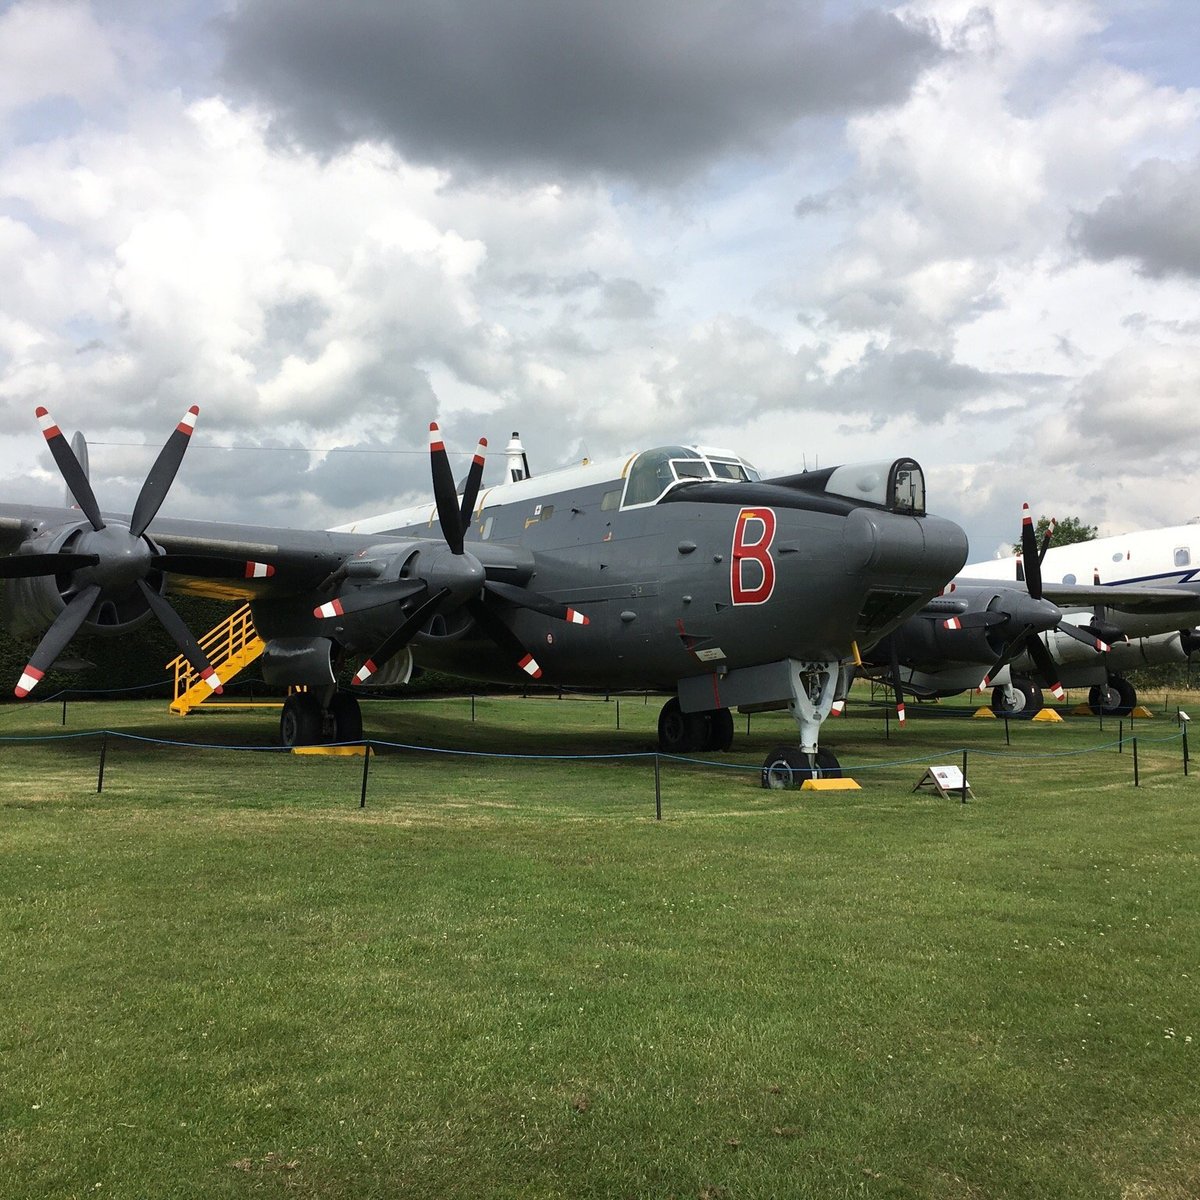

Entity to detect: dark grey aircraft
[861,507,1200,719]
[0,406,968,778]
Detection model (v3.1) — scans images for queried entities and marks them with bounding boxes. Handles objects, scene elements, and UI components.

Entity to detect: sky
[1,0,1198,559]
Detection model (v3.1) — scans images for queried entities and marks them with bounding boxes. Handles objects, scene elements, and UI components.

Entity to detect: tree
[1012,514,1097,555]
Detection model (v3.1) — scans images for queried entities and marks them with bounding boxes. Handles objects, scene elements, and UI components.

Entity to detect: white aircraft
[862,509,1200,717]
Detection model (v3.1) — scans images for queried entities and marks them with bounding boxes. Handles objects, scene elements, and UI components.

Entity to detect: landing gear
[1089,675,1136,716]
[657,698,734,753]
[280,690,363,747]
[991,675,1043,719]
[761,746,842,789]
[281,692,323,747]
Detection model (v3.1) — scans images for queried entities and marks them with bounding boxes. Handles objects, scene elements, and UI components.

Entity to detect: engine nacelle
[0,525,163,639]
[884,614,998,668]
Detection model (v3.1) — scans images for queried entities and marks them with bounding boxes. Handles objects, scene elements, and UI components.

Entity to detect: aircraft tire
[331,692,363,743]
[701,708,735,753]
[990,676,1043,720]
[280,692,323,747]
[760,746,842,788]
[1088,683,1121,715]
[1110,675,1137,716]
[657,698,706,752]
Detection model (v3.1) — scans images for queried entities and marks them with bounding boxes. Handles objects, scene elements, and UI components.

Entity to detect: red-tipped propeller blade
[483,580,589,625]
[150,553,277,581]
[353,589,450,685]
[15,584,101,697]
[459,437,487,533]
[136,580,223,693]
[429,423,464,555]
[130,405,199,538]
[36,407,104,532]
[467,596,543,680]
[314,579,426,620]
[1020,503,1042,600]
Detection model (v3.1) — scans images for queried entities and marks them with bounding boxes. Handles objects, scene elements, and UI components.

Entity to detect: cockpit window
[621,446,761,508]
[820,458,926,516]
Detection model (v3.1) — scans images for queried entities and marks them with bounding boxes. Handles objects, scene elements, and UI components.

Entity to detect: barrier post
[360,743,371,808]
[961,749,969,804]
[96,734,108,794]
[654,754,662,821]
[1004,716,1010,746]
[62,697,67,726]
[1119,721,1124,753]
[471,695,476,723]
[1184,721,1190,777]
[616,698,621,730]
[1133,737,1140,788]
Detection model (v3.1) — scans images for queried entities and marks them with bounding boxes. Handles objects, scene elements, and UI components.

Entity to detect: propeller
[888,637,907,727]
[7,405,233,698]
[316,423,588,685]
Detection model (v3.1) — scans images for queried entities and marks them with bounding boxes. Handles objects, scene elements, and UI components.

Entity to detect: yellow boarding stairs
[167,603,275,715]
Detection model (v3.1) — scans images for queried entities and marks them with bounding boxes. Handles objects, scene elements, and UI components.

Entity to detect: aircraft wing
[955,574,1200,616]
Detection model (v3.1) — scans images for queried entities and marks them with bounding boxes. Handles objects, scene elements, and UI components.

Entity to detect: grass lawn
[0,689,1197,1198]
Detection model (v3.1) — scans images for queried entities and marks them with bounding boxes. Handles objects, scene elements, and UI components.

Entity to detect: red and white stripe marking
[565,608,589,626]
[35,407,61,440]
[353,660,377,685]
[244,561,274,579]
[176,405,199,435]
[518,653,543,679]
[472,437,487,465]
[314,599,345,619]
[896,702,907,725]
[1022,501,1033,529]
[1094,637,1111,653]
[429,422,444,453]
[14,665,43,698]
[943,617,963,630]
[201,667,223,694]
[1048,681,1065,700]
[831,699,845,717]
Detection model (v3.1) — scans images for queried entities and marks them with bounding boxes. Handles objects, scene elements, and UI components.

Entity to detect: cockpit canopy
[622,445,761,508]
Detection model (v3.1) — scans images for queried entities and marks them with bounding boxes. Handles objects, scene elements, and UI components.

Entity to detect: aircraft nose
[842,508,968,589]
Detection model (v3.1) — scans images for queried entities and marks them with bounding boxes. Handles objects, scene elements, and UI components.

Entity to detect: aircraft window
[1175,547,1190,567]
[711,459,752,482]
[673,460,709,479]
[623,446,698,507]
[1112,552,1124,562]
[540,505,554,521]
[601,489,620,511]
[889,460,924,515]
[1062,573,1076,585]
[480,516,494,540]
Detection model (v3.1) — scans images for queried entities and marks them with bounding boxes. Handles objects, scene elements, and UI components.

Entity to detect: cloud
[1072,155,1200,278]
[218,0,941,184]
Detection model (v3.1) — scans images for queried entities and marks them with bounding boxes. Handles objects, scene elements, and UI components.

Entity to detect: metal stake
[359,743,371,808]
[654,753,662,821]
[96,734,108,794]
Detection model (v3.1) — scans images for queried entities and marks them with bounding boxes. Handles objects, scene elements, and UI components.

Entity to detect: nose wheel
[761,747,842,789]
[280,691,363,746]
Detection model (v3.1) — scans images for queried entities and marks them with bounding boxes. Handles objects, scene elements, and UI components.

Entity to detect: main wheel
[991,676,1043,719]
[657,698,707,752]
[760,746,842,789]
[280,692,323,747]
[1110,675,1137,716]
[330,692,363,742]
[1088,683,1121,715]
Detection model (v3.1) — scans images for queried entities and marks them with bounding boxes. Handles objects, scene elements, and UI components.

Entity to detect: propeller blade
[429,423,464,555]
[888,638,906,726]
[1037,517,1056,565]
[151,553,277,581]
[353,589,449,685]
[1023,633,1065,701]
[942,610,1005,631]
[1020,503,1042,600]
[15,583,101,697]
[459,437,488,533]
[129,406,199,538]
[483,580,589,625]
[136,579,223,693]
[314,579,426,620]
[1056,621,1111,653]
[36,407,104,531]
[468,596,543,680]
[0,552,99,579]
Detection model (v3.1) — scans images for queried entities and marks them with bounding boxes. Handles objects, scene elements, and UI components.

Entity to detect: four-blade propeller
[315,423,589,685]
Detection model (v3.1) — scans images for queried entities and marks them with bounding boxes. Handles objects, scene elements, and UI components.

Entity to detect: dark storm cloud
[218,0,941,183]
[1073,156,1200,279]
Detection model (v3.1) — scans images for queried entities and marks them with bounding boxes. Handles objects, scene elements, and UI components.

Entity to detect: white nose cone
[505,431,527,482]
